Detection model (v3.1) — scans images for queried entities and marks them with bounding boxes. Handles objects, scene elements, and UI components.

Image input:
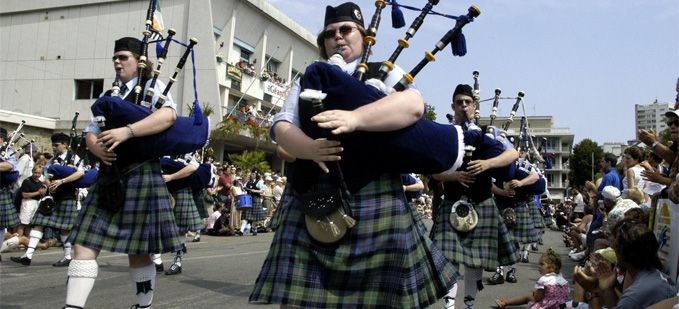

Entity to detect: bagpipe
[0,120,24,187]
[293,4,481,193]
[160,156,214,193]
[46,112,98,191]
[91,0,208,162]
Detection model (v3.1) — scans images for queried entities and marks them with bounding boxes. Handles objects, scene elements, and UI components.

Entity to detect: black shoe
[10,256,31,266]
[52,257,72,267]
[252,231,257,236]
[520,256,529,263]
[192,237,200,242]
[181,244,187,253]
[164,263,182,275]
[486,271,504,285]
[235,231,243,236]
[506,269,517,283]
[155,263,164,273]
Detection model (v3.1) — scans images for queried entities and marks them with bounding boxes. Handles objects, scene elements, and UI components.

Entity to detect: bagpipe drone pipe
[160,157,213,193]
[291,4,481,193]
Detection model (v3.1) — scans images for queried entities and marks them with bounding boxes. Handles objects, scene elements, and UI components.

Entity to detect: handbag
[449,197,478,232]
[301,187,355,244]
[502,207,517,229]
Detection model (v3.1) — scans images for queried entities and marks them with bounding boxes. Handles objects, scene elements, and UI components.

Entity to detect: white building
[635,100,673,134]
[0,0,319,170]
[479,115,574,202]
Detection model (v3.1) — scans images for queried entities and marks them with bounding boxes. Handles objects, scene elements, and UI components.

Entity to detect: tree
[424,103,437,121]
[568,138,604,188]
[229,150,271,173]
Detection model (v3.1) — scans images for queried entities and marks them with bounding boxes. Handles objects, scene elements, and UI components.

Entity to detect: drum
[236,194,252,209]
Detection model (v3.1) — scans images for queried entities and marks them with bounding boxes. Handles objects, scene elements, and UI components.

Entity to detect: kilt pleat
[250,174,458,308]
[512,201,539,244]
[172,187,203,233]
[31,197,79,230]
[0,188,20,229]
[529,200,545,229]
[242,196,266,222]
[68,162,182,254]
[192,189,209,219]
[430,197,519,271]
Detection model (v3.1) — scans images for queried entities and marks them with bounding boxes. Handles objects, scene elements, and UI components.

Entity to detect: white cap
[602,186,621,200]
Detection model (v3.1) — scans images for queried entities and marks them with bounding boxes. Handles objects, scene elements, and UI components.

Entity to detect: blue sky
[269,0,678,145]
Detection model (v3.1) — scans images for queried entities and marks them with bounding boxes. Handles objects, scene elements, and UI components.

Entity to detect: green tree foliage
[568,138,604,188]
[424,103,437,121]
[228,150,271,173]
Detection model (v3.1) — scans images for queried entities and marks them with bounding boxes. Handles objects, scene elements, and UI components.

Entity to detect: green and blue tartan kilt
[171,187,203,233]
[250,174,458,308]
[192,189,209,219]
[242,196,266,222]
[268,185,293,230]
[529,200,545,229]
[68,162,182,254]
[430,197,519,271]
[31,197,79,230]
[512,201,539,244]
[0,188,20,229]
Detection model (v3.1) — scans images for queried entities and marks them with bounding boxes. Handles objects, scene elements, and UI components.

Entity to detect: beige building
[0,0,319,170]
[478,115,574,202]
[635,100,673,134]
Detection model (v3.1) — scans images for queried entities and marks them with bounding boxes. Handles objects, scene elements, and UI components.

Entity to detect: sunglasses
[667,119,679,127]
[323,25,358,39]
[111,54,131,62]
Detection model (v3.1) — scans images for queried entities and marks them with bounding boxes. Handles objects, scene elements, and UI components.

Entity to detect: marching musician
[430,84,520,309]
[63,37,183,309]
[157,153,203,276]
[250,3,458,308]
[0,127,21,236]
[242,172,266,236]
[11,132,84,267]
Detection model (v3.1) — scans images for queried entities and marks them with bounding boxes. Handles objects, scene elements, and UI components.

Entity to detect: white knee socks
[61,234,72,259]
[463,266,483,308]
[24,230,43,259]
[130,263,156,308]
[65,260,98,308]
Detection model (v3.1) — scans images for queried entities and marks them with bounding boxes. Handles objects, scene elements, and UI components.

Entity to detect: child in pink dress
[495,248,570,309]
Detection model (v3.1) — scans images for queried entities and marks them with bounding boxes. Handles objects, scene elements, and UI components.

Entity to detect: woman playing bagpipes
[249,3,458,308]
[63,37,182,309]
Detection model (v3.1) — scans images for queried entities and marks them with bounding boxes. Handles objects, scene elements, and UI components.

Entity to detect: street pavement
[1,221,575,309]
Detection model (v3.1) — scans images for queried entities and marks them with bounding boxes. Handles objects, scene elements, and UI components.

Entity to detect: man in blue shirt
[597,152,622,199]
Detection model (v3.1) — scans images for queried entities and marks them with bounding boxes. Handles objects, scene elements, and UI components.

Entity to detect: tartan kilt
[242,196,266,222]
[430,197,519,271]
[512,201,539,244]
[268,185,293,230]
[529,200,545,229]
[31,197,79,230]
[68,161,182,254]
[250,174,458,308]
[192,189,209,219]
[0,188,20,229]
[171,187,203,233]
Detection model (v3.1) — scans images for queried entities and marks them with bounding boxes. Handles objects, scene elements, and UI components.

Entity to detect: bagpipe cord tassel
[339,208,356,228]
[326,217,342,237]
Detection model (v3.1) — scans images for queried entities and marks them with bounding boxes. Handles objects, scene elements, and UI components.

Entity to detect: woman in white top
[622,146,648,203]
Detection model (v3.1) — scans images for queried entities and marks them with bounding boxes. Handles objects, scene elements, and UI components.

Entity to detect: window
[266,56,280,74]
[263,93,272,103]
[75,79,104,100]
[240,48,252,64]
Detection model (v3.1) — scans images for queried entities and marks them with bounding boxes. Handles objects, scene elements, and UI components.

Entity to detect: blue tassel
[451,31,467,57]
[193,100,204,125]
[391,0,406,28]
[155,40,164,58]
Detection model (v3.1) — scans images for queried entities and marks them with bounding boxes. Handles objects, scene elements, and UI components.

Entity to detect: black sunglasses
[667,119,679,127]
[111,54,130,61]
[454,98,474,106]
[323,25,358,39]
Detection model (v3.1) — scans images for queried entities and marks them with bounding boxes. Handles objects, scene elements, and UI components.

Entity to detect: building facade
[478,116,574,202]
[0,0,319,171]
[635,100,673,134]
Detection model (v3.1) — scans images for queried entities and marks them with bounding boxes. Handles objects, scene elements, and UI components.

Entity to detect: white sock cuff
[29,230,43,239]
[68,260,98,278]
[130,264,156,282]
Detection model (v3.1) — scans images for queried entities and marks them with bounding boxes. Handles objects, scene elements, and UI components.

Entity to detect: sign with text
[227,64,242,82]
[263,81,288,100]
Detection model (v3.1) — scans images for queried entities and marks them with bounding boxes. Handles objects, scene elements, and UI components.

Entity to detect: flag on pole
[152,0,164,33]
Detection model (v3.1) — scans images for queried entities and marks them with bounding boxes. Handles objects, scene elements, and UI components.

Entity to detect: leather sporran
[300,189,356,244]
[37,195,56,216]
[95,166,126,212]
[502,208,517,229]
[449,198,478,232]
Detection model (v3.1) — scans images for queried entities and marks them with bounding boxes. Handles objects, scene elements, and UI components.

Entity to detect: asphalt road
[1,221,575,309]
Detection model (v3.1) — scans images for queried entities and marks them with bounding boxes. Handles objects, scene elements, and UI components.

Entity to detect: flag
[152,0,164,33]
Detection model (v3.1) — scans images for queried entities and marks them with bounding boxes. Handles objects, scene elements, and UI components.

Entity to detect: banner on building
[227,64,242,82]
[263,81,288,101]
